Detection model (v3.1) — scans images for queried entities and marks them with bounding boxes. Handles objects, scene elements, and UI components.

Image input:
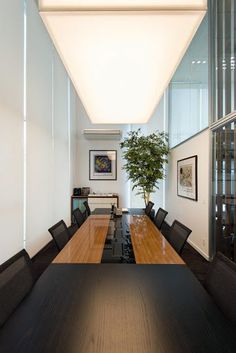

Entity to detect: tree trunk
[144,191,150,206]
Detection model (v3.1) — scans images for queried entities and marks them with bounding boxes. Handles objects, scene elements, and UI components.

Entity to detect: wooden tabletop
[53,215,110,263]
[1,264,235,353]
[53,212,184,265]
[128,215,185,264]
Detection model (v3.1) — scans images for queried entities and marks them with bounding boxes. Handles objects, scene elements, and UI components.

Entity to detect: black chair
[160,221,171,239]
[83,200,91,218]
[167,220,192,255]
[67,223,78,239]
[48,220,70,251]
[204,252,236,322]
[73,207,85,228]
[145,201,154,217]
[0,249,35,327]
[154,207,168,230]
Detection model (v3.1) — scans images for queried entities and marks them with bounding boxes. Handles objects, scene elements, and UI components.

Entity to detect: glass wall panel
[212,116,236,261]
[210,0,236,121]
[169,15,208,148]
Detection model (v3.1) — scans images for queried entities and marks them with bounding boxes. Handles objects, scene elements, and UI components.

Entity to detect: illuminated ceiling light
[39,1,207,124]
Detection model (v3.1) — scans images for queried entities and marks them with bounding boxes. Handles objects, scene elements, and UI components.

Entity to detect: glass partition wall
[211,0,236,261]
[168,15,208,148]
[211,0,236,121]
[212,118,236,260]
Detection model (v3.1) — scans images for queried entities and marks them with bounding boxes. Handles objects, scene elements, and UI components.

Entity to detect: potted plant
[120,129,168,206]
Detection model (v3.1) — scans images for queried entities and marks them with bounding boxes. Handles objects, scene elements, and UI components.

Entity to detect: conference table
[1,209,236,352]
[0,264,236,353]
[53,211,184,264]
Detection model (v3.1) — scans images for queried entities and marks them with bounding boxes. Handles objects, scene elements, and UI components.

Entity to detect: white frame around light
[39,1,207,11]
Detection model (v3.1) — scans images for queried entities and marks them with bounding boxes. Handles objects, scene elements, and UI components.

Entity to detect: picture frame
[177,155,198,201]
[89,150,117,180]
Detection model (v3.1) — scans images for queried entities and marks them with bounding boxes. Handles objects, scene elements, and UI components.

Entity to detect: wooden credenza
[88,194,119,211]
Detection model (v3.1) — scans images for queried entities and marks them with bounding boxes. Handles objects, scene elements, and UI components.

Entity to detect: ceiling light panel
[39,1,206,124]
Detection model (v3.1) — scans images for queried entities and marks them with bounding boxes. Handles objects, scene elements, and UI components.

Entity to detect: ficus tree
[120,129,168,206]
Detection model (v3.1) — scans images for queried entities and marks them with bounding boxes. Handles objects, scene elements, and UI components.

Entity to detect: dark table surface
[92,208,146,215]
[0,264,236,353]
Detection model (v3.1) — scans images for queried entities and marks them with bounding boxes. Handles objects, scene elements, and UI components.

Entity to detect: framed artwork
[89,150,117,180]
[177,155,198,201]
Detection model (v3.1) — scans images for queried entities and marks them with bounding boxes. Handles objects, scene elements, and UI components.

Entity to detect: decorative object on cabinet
[73,188,81,196]
[89,150,117,180]
[177,155,198,201]
[81,187,90,196]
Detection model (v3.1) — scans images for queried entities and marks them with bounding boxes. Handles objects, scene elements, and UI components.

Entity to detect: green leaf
[120,129,169,203]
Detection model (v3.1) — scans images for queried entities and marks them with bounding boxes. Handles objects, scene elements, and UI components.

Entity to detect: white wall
[70,82,79,191]
[52,52,70,224]
[76,98,130,208]
[0,0,79,263]
[0,0,24,262]
[26,0,54,256]
[166,129,210,259]
[26,0,79,257]
[76,91,167,210]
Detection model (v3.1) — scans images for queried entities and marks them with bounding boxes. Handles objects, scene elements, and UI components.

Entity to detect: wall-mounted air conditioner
[83,129,122,140]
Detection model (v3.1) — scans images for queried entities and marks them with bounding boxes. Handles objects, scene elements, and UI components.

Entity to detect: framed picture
[89,150,117,180]
[177,155,198,201]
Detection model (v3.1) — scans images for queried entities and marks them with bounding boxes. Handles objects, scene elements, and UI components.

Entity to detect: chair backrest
[154,208,168,230]
[0,249,35,327]
[83,200,91,217]
[167,220,192,254]
[67,223,78,239]
[205,252,236,322]
[48,220,70,251]
[73,207,85,228]
[145,201,154,217]
[161,221,171,240]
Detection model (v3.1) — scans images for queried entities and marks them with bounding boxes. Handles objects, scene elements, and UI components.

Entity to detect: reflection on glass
[169,15,208,148]
[212,118,236,261]
[211,0,236,121]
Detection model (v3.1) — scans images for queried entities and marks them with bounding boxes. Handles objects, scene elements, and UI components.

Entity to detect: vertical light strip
[199,85,203,129]
[23,0,27,249]
[127,125,131,208]
[231,0,235,112]
[51,47,55,222]
[163,89,168,209]
[214,0,218,120]
[67,78,71,193]
[51,48,54,152]
[222,0,226,117]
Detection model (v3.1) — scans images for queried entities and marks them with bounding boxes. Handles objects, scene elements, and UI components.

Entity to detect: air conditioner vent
[83,129,122,140]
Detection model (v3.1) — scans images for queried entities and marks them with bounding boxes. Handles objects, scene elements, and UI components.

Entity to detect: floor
[32,239,210,285]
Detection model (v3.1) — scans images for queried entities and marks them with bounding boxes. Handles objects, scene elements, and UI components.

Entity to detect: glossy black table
[0,264,235,353]
[92,207,146,215]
